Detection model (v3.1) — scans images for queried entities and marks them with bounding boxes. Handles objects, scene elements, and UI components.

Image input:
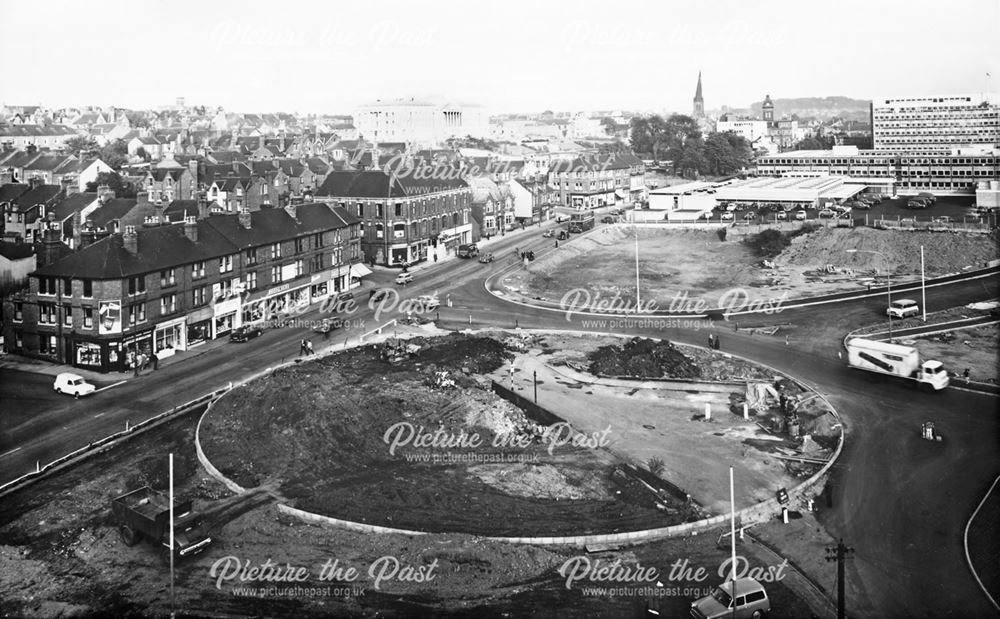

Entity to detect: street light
[847,249,893,341]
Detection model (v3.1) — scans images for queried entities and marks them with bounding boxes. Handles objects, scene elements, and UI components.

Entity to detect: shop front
[70,335,105,371]
[121,327,155,372]
[212,297,241,339]
[186,307,213,348]
[154,317,186,359]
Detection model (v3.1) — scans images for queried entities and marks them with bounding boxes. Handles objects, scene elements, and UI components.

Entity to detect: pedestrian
[300,338,307,355]
[714,335,721,351]
[837,350,843,361]
[785,334,789,346]
[555,240,559,248]
[152,352,159,370]
[132,357,139,377]
[963,368,971,382]
[708,333,715,349]
[306,340,314,355]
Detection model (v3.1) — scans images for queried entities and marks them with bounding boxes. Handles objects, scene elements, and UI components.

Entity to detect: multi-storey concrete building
[871,94,1000,152]
[315,170,472,266]
[753,145,1000,195]
[353,99,489,146]
[2,202,361,372]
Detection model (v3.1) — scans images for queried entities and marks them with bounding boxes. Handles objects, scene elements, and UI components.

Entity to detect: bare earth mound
[200,334,699,536]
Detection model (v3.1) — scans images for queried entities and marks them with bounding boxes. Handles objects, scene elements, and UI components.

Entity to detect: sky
[2,0,998,115]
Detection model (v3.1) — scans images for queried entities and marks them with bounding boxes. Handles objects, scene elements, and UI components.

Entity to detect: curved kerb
[195,329,845,548]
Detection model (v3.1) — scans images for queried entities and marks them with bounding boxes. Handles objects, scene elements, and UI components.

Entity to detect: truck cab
[918,360,950,390]
[457,244,479,258]
[112,487,212,559]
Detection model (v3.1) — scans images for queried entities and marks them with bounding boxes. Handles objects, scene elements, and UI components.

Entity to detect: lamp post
[848,249,892,341]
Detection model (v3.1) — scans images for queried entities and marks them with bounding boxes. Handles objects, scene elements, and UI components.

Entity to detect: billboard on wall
[98,300,122,334]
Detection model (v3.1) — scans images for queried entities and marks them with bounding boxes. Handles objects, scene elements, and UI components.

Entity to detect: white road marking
[0,447,22,458]
[93,413,105,418]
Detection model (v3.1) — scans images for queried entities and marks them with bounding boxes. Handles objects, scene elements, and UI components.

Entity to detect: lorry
[845,338,950,391]
[457,243,479,258]
[111,486,212,559]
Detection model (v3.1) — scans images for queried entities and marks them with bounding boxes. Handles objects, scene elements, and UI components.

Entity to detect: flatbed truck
[845,338,949,391]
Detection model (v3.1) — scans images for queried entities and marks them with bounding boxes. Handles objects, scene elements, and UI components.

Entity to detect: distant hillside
[732,96,871,121]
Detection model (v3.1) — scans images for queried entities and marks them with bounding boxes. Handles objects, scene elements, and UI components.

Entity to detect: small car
[743,211,756,220]
[932,216,952,223]
[54,372,96,398]
[795,210,807,220]
[542,230,554,238]
[478,252,495,263]
[395,272,414,285]
[853,202,871,210]
[313,318,343,334]
[601,216,616,223]
[887,299,920,319]
[415,295,440,311]
[230,325,263,343]
[720,212,734,221]
[818,208,836,218]
[690,578,770,619]
[776,211,787,220]
[370,288,391,303]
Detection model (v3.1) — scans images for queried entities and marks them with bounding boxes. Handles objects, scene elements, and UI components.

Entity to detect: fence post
[126,420,130,432]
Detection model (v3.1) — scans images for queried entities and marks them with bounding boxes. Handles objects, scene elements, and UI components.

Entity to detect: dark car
[557,230,568,240]
[601,216,616,223]
[230,325,263,342]
[313,318,343,335]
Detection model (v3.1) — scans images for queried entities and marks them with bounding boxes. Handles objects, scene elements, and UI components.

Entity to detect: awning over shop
[615,189,627,199]
[349,263,373,278]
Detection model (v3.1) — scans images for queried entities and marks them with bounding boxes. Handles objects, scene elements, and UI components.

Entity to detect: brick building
[315,170,472,266]
[3,202,361,372]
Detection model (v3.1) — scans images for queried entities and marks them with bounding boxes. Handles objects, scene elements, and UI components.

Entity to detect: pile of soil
[588,337,701,379]
[774,227,999,276]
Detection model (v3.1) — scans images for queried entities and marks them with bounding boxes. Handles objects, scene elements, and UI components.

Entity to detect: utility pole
[533,370,538,403]
[825,538,854,619]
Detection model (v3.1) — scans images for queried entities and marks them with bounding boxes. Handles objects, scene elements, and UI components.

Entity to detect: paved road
[1,219,997,618]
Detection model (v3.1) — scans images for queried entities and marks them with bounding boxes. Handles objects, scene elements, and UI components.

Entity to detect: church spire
[693,71,705,118]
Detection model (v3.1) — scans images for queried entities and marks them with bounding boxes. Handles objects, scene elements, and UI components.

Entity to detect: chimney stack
[188,159,200,190]
[183,215,198,242]
[239,206,252,229]
[284,203,298,222]
[122,225,138,255]
[97,183,115,204]
[37,225,64,268]
[72,209,82,248]
[197,196,210,220]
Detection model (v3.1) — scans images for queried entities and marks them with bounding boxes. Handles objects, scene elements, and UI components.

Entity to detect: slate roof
[162,200,199,222]
[34,203,359,278]
[0,124,76,136]
[150,168,187,182]
[23,154,75,172]
[16,184,62,208]
[86,198,138,228]
[316,171,468,199]
[0,240,34,261]
[0,183,30,203]
[51,192,98,221]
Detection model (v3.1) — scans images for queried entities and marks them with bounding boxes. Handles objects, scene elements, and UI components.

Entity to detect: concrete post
[782,507,789,524]
[704,403,711,420]
[743,403,749,420]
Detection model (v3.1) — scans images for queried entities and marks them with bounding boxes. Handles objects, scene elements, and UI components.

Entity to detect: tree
[600,117,618,136]
[97,139,129,168]
[85,171,136,198]
[677,136,708,178]
[794,137,825,151]
[64,135,99,155]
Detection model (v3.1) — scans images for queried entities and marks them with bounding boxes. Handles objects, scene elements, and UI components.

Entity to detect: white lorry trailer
[846,338,950,391]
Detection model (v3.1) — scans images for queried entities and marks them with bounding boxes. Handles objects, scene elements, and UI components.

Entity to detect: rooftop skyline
[2,0,998,115]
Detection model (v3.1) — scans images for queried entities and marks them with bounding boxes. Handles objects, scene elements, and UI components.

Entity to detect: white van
[690,578,770,619]
[53,372,96,398]
[887,299,920,319]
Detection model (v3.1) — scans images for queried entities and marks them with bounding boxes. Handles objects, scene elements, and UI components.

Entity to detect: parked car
[370,288,391,303]
[776,211,787,220]
[720,212,734,221]
[600,216,616,223]
[53,372,96,398]
[853,201,872,210]
[818,208,836,218]
[795,210,807,220]
[900,217,917,224]
[415,295,440,311]
[906,198,930,209]
[932,216,952,223]
[542,230,554,238]
[887,299,920,319]
[689,578,770,619]
[478,252,494,263]
[743,211,756,220]
[917,192,937,204]
[230,325,264,343]
[395,272,414,285]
